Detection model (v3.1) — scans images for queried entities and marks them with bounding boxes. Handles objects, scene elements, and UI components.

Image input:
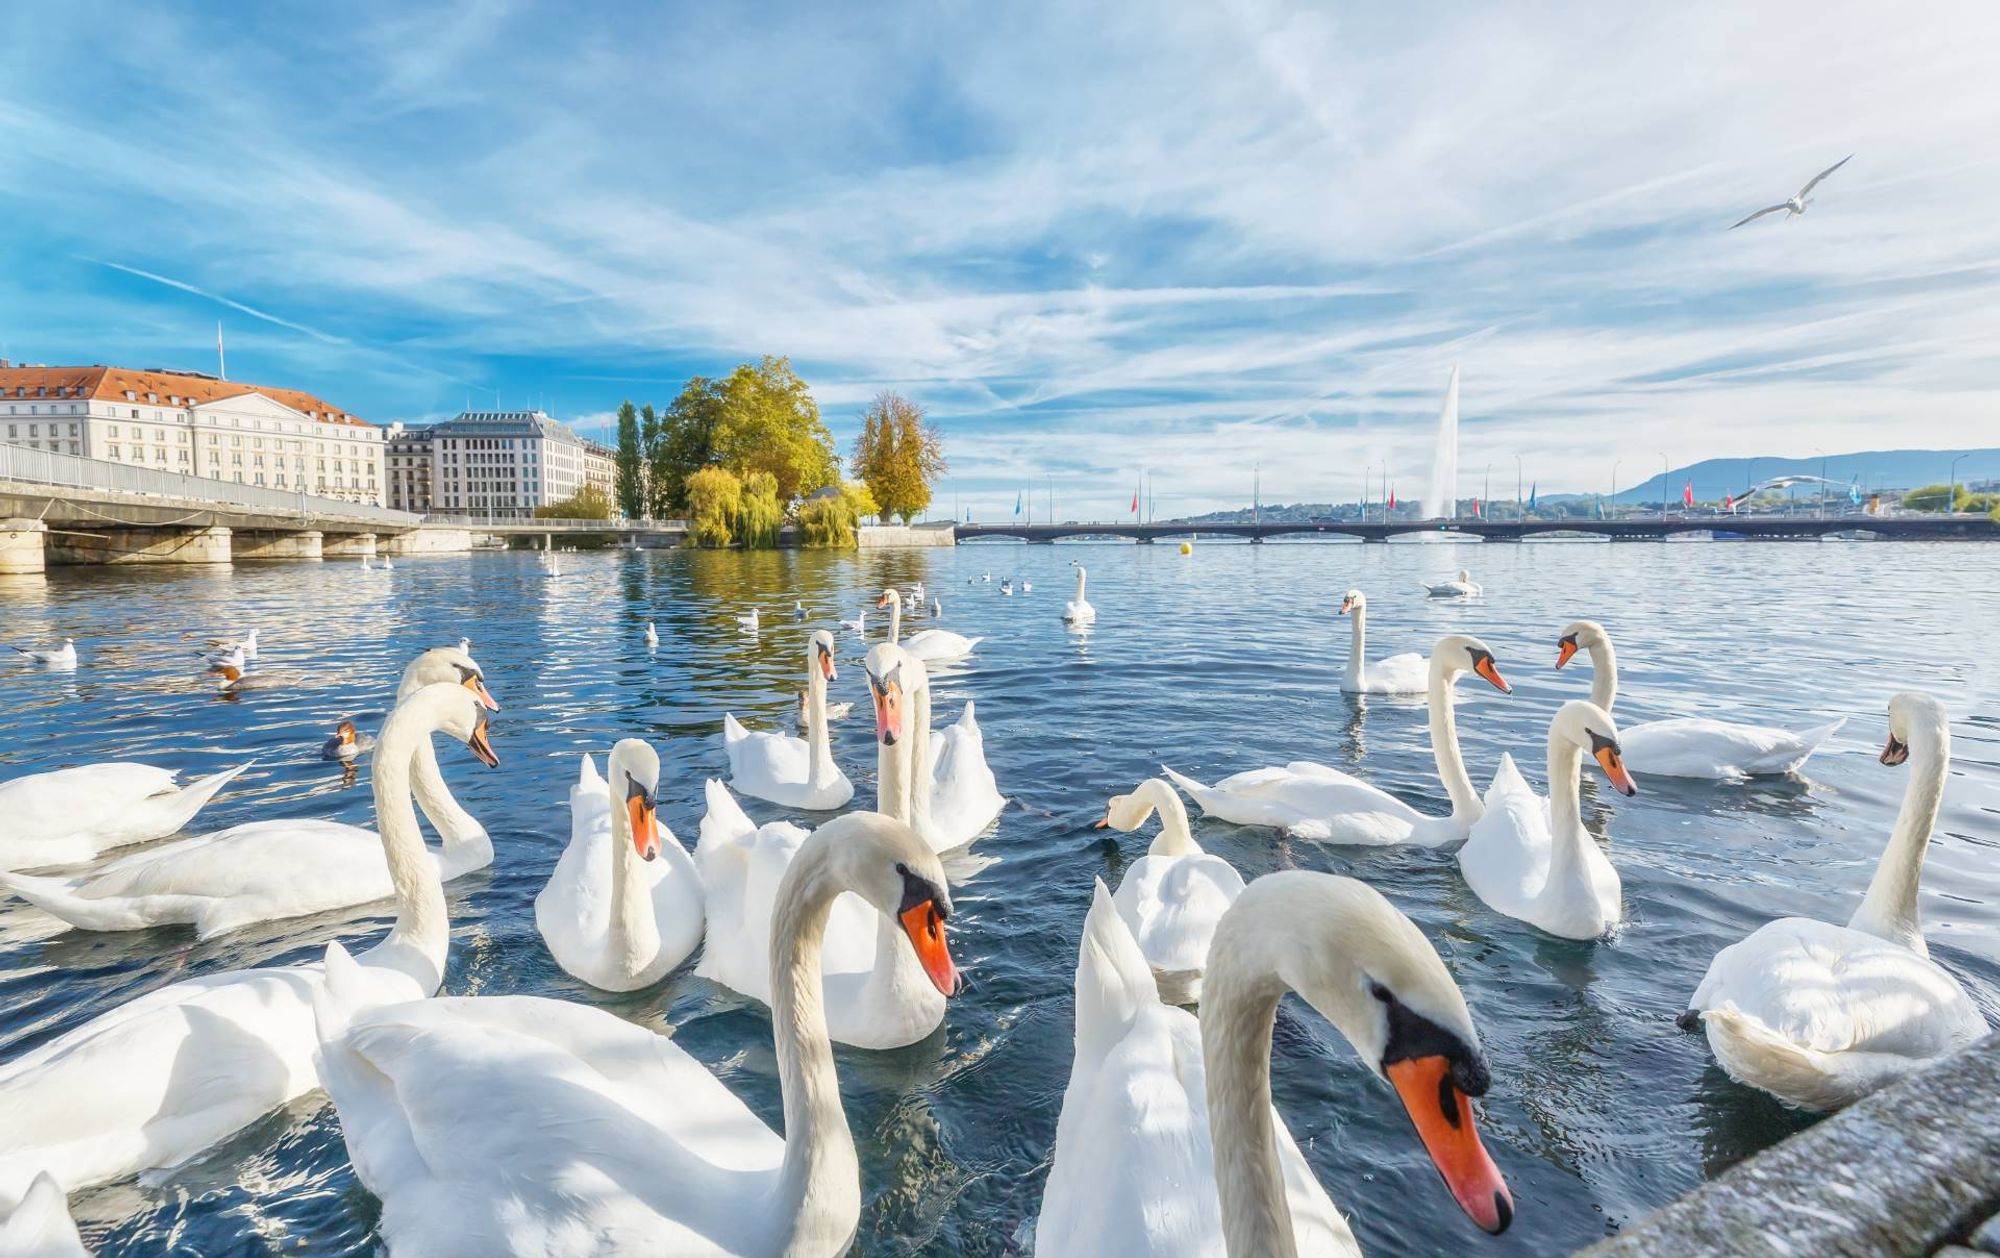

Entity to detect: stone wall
[857,522,957,548]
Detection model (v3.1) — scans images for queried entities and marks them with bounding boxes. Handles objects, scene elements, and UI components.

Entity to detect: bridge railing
[0,440,416,526]
[419,513,689,531]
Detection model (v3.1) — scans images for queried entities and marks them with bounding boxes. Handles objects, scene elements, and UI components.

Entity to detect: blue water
[2,540,1997,1255]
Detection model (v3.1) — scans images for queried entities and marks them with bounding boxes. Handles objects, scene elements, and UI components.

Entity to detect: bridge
[957,514,2000,544]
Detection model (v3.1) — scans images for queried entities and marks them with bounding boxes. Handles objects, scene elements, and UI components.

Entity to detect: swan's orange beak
[1472,656,1511,695]
[467,717,500,768]
[817,644,837,682]
[875,592,893,609]
[1338,595,1354,616]
[626,794,661,861]
[1880,733,1909,766]
[899,899,957,996]
[1593,744,1637,796]
[872,680,904,746]
[463,673,500,711]
[1555,636,1579,670]
[1386,1056,1513,1235]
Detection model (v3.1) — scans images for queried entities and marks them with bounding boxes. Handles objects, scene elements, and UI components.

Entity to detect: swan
[875,588,981,664]
[1034,875,1512,1256]
[0,759,250,873]
[0,682,498,1213]
[1336,590,1428,695]
[1556,620,1845,778]
[930,598,943,617]
[1062,564,1096,625]
[0,1173,86,1258]
[0,650,499,938]
[643,621,659,647]
[313,811,959,1257]
[795,689,853,730]
[535,742,704,992]
[1097,777,1245,1003]
[321,718,376,762]
[865,642,1003,852]
[12,639,76,669]
[1457,701,1636,940]
[1679,692,1987,1110]
[738,607,761,632]
[1423,569,1481,598]
[1163,635,1512,845]
[721,630,853,810]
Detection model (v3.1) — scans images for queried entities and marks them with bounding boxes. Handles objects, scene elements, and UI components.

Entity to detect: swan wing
[1113,853,1246,976]
[1357,653,1429,694]
[0,1172,87,1256]
[1458,755,1553,916]
[1622,716,1844,777]
[925,702,1004,850]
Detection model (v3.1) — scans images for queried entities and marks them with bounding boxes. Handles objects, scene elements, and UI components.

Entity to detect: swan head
[1881,691,1946,766]
[1458,569,1471,582]
[1096,779,1169,832]
[1554,620,1607,670]
[808,629,838,682]
[1552,700,1637,796]
[399,647,498,711]
[1337,588,1365,616]
[864,642,922,745]
[875,587,901,610]
[403,680,500,767]
[1434,634,1511,694]
[608,738,662,860]
[810,811,958,996]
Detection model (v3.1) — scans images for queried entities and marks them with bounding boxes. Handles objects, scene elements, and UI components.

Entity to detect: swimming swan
[1097,777,1245,1003]
[721,631,854,810]
[1336,589,1428,695]
[1062,564,1096,625]
[874,587,981,664]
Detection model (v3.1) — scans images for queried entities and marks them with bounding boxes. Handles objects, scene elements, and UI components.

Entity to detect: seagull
[200,628,259,664]
[643,622,659,647]
[1021,581,1032,593]
[737,607,760,632]
[839,609,867,635]
[1730,155,1853,229]
[202,643,248,673]
[792,601,807,621]
[13,638,76,668]
[456,637,474,655]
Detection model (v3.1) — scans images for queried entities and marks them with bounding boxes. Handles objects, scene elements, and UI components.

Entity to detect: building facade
[419,409,616,517]
[0,364,385,505]
[383,422,435,514]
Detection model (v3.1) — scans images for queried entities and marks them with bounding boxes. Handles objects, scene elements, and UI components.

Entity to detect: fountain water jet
[1424,364,1460,521]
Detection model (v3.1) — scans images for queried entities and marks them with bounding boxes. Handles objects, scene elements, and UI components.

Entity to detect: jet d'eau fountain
[1423,364,1461,522]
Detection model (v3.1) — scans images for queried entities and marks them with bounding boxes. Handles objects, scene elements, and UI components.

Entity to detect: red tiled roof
[0,365,373,428]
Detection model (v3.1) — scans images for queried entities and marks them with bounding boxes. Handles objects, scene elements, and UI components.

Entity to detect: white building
[420,409,617,517]
[384,422,435,514]
[0,363,385,505]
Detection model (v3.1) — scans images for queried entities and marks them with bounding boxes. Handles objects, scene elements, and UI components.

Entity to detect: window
[108,425,119,438]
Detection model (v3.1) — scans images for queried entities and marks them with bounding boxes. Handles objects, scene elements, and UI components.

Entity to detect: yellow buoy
[1179,541,1193,555]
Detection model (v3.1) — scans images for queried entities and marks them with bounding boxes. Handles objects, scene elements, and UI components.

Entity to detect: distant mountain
[1609,447,2000,504]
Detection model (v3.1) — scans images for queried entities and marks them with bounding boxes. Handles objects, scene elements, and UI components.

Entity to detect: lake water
[3,539,1997,1255]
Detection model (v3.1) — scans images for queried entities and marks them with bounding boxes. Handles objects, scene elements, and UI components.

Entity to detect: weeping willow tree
[798,481,879,548]
[736,470,783,549]
[686,466,741,547]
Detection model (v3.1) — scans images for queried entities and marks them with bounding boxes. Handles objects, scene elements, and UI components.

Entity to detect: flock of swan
[0,558,1987,1257]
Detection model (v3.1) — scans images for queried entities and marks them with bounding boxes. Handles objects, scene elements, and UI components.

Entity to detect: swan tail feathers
[1074,879,1157,1064]
[577,753,602,790]
[163,761,253,827]
[0,870,152,930]
[1158,766,1214,813]
[1788,716,1847,759]
[721,711,749,747]
[310,941,367,1054]
[698,778,757,851]
[0,1171,84,1254]
[1699,1003,1844,1110]
[1484,752,1530,802]
[956,700,979,732]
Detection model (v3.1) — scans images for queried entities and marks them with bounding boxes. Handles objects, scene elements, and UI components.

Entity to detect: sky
[4,1,1999,519]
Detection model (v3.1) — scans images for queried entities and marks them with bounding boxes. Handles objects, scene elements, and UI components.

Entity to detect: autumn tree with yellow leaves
[852,392,948,523]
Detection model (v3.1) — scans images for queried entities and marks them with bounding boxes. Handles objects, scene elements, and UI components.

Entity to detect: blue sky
[4,1,1998,517]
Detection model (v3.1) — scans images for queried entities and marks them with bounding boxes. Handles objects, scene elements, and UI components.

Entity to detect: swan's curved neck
[1849,717,1950,954]
[907,678,935,838]
[1428,660,1482,822]
[605,767,661,976]
[886,594,902,644]
[1582,635,1618,712]
[1135,779,1199,857]
[1344,605,1366,686]
[1074,568,1088,602]
[1202,917,1302,1258]
[1545,732,1590,889]
[366,702,452,992]
[409,737,487,860]
[805,654,835,784]
[768,843,862,1252]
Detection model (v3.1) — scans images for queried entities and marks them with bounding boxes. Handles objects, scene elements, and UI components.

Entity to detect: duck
[0,759,250,873]
[321,718,376,762]
[535,742,703,992]
[12,638,76,669]
[865,642,1003,852]
[1423,569,1481,598]
[1062,563,1096,625]
[211,663,294,693]
[1163,635,1512,845]
[644,621,660,647]
[795,689,853,730]
[1034,874,1513,1256]
[0,1172,86,1258]
[875,587,981,664]
[1457,701,1636,940]
[721,630,854,810]
[738,607,761,632]
[311,812,959,1257]
[0,649,497,938]
[0,682,499,1211]
[1097,777,1245,1003]
[1336,589,1428,694]
[1679,692,1988,1110]
[1555,620,1845,778]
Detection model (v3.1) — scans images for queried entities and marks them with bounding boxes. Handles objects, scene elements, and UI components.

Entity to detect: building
[383,422,435,514]
[0,363,385,505]
[419,409,617,517]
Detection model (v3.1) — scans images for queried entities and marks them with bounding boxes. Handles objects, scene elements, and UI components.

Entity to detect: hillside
[1609,448,2000,503]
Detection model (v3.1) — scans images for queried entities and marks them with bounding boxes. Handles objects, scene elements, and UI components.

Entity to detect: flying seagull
[1730,155,1853,229]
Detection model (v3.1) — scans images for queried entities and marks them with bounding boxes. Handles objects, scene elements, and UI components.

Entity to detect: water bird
[865,642,1004,852]
[720,631,854,810]
[1164,636,1512,845]
[1096,777,1246,1003]
[1020,580,1032,593]
[839,609,867,635]
[875,588,980,664]
[1679,692,1987,1109]
[211,663,292,693]
[1000,578,1014,596]
[381,558,395,570]
[1034,875,1512,1255]
[0,760,249,872]
[202,643,248,672]
[201,628,259,662]
[11,638,75,668]
[0,1173,85,1256]
[737,607,760,632]
[643,621,659,647]
[792,600,807,621]
[1556,620,1845,777]
[321,718,376,762]
[535,743,703,992]
[1062,563,1096,625]
[1423,569,1481,598]
[1337,590,1428,694]
[1457,701,1635,940]
[0,683,498,1208]
[796,688,853,729]
[930,597,943,618]
[1730,154,1853,228]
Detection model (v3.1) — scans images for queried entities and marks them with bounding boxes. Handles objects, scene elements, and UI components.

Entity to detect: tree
[1901,483,1972,512]
[533,484,614,520]
[613,401,644,519]
[685,465,741,547]
[736,470,783,548]
[797,481,877,548]
[708,357,839,503]
[651,381,722,517]
[852,391,947,522]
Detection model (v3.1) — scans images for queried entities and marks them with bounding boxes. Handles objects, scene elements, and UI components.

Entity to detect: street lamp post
[1817,450,1828,519]
[1483,463,1491,520]
[1948,455,1967,514]
[1657,452,1669,522]
[1515,455,1523,521]
[1611,460,1622,519]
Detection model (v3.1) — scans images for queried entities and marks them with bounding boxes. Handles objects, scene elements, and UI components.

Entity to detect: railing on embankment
[0,441,416,527]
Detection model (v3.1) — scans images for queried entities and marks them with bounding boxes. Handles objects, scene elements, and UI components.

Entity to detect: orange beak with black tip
[1594,745,1637,796]
[1338,595,1355,616]
[467,716,501,768]
[463,673,500,712]
[871,677,904,746]
[817,642,837,682]
[1385,1056,1514,1235]
[1880,733,1909,766]
[899,898,957,995]
[1555,636,1579,670]
[626,785,661,861]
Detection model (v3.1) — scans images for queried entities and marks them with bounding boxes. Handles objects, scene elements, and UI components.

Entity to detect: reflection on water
[1,540,1997,1255]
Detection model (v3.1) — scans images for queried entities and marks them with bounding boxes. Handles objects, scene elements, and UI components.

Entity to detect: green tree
[686,465,741,547]
[613,400,644,519]
[650,379,722,516]
[797,481,877,548]
[736,469,784,548]
[853,391,946,522]
[706,357,839,503]
[533,484,615,520]
[1901,483,1973,512]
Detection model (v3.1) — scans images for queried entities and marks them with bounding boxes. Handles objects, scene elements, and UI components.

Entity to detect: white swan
[0,649,498,938]
[0,682,498,1213]
[536,742,703,992]
[643,621,659,647]
[865,642,1002,852]
[1680,692,1987,1110]
[1062,563,1096,625]
[1458,701,1636,940]
[1557,620,1845,778]
[1423,569,1481,598]
[721,630,853,810]
[1163,635,1512,845]
[0,760,250,873]
[931,598,942,617]
[314,812,958,1257]
[10,639,75,669]
[0,1173,86,1258]
[1336,590,1428,695]
[1098,777,1244,1003]
[875,588,980,664]
[1034,875,1513,1256]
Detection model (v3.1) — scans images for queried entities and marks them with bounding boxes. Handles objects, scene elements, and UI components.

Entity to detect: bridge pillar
[1136,536,1155,543]
[0,518,46,575]
[322,532,378,559]
[1250,535,1265,544]
[232,530,323,561]
[383,528,471,556]
[47,526,233,566]
[543,532,554,552]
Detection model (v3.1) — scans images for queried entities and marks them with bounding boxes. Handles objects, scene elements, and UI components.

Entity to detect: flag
[1388,487,1397,511]
[1849,477,1862,505]
[216,321,226,381]
[1526,483,1537,512]
[1131,488,1140,514]
[1724,492,1735,514]
[1014,491,1022,516]
[1683,480,1694,508]
[1472,497,1482,518]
